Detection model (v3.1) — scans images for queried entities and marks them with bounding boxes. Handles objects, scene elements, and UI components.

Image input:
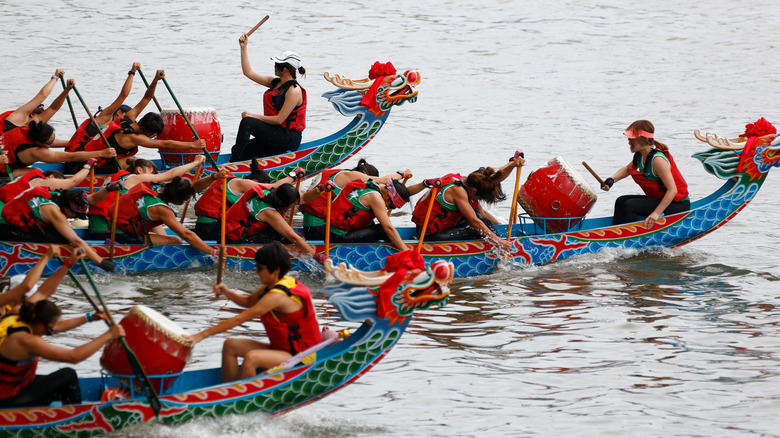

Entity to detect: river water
[2,0,780,436]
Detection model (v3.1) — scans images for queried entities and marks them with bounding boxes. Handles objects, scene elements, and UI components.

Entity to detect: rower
[184,242,323,382]
[0,188,114,271]
[0,299,122,408]
[0,159,97,207]
[1,69,70,134]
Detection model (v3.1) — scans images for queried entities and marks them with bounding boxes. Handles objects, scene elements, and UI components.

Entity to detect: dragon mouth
[410,282,450,300]
[766,146,780,159]
[390,84,413,97]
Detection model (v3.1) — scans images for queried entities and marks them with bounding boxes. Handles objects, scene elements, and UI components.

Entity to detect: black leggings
[612,195,691,225]
[0,224,68,243]
[228,227,289,244]
[304,224,391,243]
[229,117,301,162]
[0,368,81,408]
[418,217,496,241]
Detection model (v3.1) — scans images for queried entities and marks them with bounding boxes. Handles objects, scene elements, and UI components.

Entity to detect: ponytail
[465,167,506,204]
[125,157,158,174]
[352,158,379,177]
[27,120,55,143]
[264,183,299,209]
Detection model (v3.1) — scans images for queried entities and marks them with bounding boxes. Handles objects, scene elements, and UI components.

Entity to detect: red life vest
[329,179,379,232]
[65,118,99,152]
[263,80,306,132]
[0,110,13,134]
[0,315,39,399]
[0,168,44,203]
[298,168,344,218]
[1,186,53,232]
[194,178,235,222]
[629,149,689,202]
[113,182,163,236]
[89,170,131,220]
[225,186,283,241]
[0,126,35,169]
[411,173,477,234]
[259,277,322,355]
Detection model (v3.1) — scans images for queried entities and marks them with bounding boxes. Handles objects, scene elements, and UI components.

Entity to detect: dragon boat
[2,123,778,279]
[0,255,453,437]
[33,65,421,185]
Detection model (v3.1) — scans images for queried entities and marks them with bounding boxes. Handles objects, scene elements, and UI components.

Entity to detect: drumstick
[582,161,605,186]
[246,16,270,37]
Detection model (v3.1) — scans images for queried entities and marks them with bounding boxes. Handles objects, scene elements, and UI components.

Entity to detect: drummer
[0,299,122,408]
[411,154,524,251]
[184,242,322,382]
[600,120,690,227]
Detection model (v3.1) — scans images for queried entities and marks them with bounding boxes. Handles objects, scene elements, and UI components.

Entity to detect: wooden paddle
[109,184,121,262]
[58,75,79,130]
[506,151,524,240]
[582,161,605,187]
[287,169,305,226]
[417,181,442,252]
[179,160,204,224]
[246,16,270,37]
[159,76,220,172]
[68,258,162,416]
[70,84,122,168]
[216,177,228,284]
[324,189,333,258]
[136,68,163,113]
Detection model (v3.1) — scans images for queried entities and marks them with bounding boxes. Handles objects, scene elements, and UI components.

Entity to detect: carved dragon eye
[404,70,419,84]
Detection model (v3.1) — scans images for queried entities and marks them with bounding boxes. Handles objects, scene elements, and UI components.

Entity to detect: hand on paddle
[99,148,118,159]
[107,324,126,340]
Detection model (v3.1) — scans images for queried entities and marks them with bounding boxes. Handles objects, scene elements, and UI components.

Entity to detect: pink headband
[624,129,654,139]
[384,182,406,209]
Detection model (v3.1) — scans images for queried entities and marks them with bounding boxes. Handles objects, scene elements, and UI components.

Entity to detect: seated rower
[74,71,206,173]
[1,110,118,178]
[193,158,273,241]
[0,159,97,207]
[299,158,411,240]
[411,154,524,251]
[185,242,322,382]
[0,299,122,408]
[1,69,69,134]
[62,63,142,173]
[0,188,114,271]
[306,177,413,251]
[87,155,205,240]
[223,180,326,263]
[110,175,220,255]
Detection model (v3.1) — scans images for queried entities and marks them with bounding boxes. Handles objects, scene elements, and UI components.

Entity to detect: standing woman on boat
[601,120,690,227]
[229,30,307,161]
[0,299,124,408]
[411,156,523,251]
[185,242,322,382]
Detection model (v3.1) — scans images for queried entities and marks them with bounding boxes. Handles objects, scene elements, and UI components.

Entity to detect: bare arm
[258,209,316,255]
[37,79,74,123]
[17,146,116,165]
[3,70,62,127]
[31,167,89,190]
[644,156,678,227]
[450,186,509,249]
[126,69,164,121]
[238,34,275,87]
[95,63,138,125]
[366,192,409,251]
[603,163,632,191]
[30,250,86,303]
[153,205,214,254]
[39,205,104,264]
[119,132,206,151]
[15,326,123,364]
[0,247,55,308]
[189,291,284,344]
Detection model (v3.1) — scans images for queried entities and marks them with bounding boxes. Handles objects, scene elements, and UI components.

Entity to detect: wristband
[83,164,91,170]
[604,177,615,188]
[128,70,136,76]
[211,172,218,180]
[85,312,92,322]
[212,248,218,257]
[63,259,74,269]
[396,171,404,177]
[51,75,56,80]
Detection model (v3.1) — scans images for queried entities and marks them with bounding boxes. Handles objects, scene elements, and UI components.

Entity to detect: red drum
[101,305,192,390]
[517,157,597,233]
[158,108,222,167]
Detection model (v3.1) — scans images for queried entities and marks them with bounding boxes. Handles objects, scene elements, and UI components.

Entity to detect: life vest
[298,168,345,218]
[65,118,100,152]
[112,182,164,236]
[259,277,322,355]
[88,170,131,220]
[83,118,138,167]
[329,179,379,233]
[194,178,243,222]
[263,79,306,132]
[0,110,14,134]
[0,126,36,169]
[1,186,53,232]
[411,173,476,234]
[0,168,44,203]
[0,314,39,399]
[225,186,282,241]
[629,149,689,202]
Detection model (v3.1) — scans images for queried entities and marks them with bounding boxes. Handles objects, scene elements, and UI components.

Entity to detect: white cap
[270,51,302,70]
[10,275,39,298]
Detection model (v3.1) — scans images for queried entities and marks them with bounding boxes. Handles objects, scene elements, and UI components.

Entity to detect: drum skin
[158,108,222,166]
[101,305,192,389]
[517,157,597,233]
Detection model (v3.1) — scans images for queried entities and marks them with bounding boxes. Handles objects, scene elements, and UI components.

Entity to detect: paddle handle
[137,68,163,112]
[0,148,15,181]
[217,178,228,284]
[59,75,79,130]
[287,178,302,226]
[179,161,204,223]
[71,84,121,167]
[325,191,332,257]
[507,151,524,240]
[109,188,120,262]
[582,161,605,186]
[417,186,440,252]
[246,16,269,37]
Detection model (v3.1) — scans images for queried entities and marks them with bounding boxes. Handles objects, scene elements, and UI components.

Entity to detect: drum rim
[128,305,192,347]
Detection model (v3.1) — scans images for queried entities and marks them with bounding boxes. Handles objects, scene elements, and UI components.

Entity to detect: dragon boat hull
[4,129,777,279]
[0,256,453,437]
